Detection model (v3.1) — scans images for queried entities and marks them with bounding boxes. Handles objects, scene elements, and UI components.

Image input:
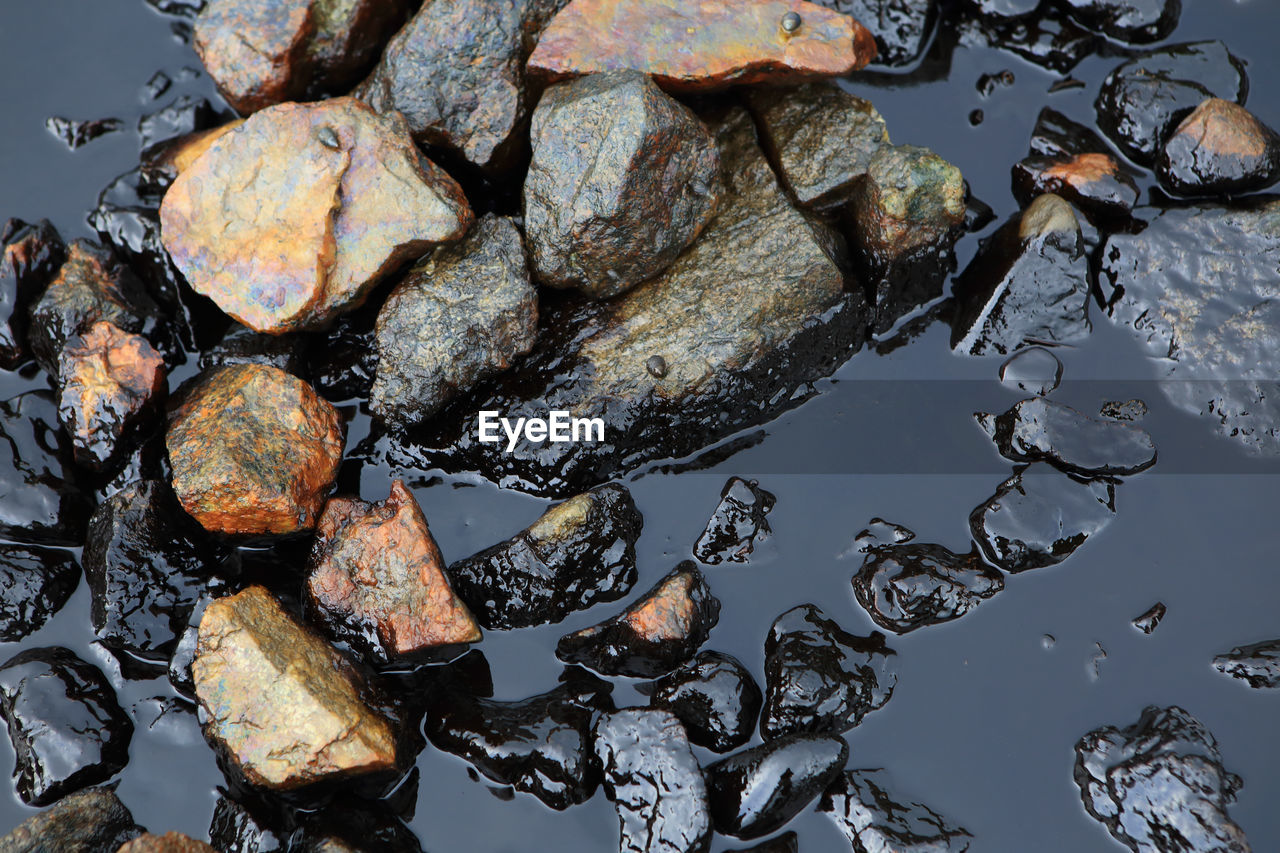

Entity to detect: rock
[304,0,412,95]
[0,786,142,853]
[44,116,123,150]
[0,219,65,370]
[447,483,642,630]
[307,311,378,403]
[137,95,220,153]
[160,97,472,335]
[192,586,398,790]
[951,194,1089,356]
[0,391,91,545]
[207,794,285,853]
[167,364,344,536]
[593,708,712,853]
[424,668,614,809]
[637,651,762,753]
[199,323,304,375]
[705,734,848,839]
[1028,106,1115,160]
[853,541,1004,633]
[958,5,1100,74]
[0,546,79,643]
[290,807,425,853]
[1213,640,1280,688]
[818,0,937,66]
[692,477,776,565]
[726,834,797,853]
[56,321,166,471]
[819,770,973,852]
[370,215,538,428]
[142,120,245,186]
[970,0,1040,17]
[1012,153,1138,221]
[1157,98,1280,196]
[117,833,218,853]
[524,71,721,298]
[0,648,133,806]
[1132,602,1165,634]
[745,83,889,212]
[305,479,482,664]
[976,397,1157,476]
[999,347,1062,396]
[556,562,719,677]
[529,0,877,90]
[761,604,895,739]
[1074,705,1250,853]
[969,464,1115,573]
[1095,41,1248,166]
[1054,0,1180,44]
[1101,399,1147,421]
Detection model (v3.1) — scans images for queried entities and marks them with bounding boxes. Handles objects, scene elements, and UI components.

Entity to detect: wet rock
[853,541,1003,634]
[970,0,1040,17]
[303,0,412,95]
[160,97,472,334]
[290,806,425,853]
[425,668,613,809]
[305,479,482,664]
[745,83,888,212]
[819,770,973,852]
[1101,399,1147,422]
[638,651,762,753]
[705,734,848,839]
[999,347,1062,396]
[524,71,721,298]
[1054,0,1180,43]
[117,833,218,853]
[818,0,936,66]
[137,95,219,153]
[726,834,797,853]
[1157,98,1280,196]
[1095,41,1248,166]
[693,477,775,565]
[0,391,91,545]
[1132,602,1165,634]
[556,562,720,677]
[142,121,245,187]
[0,545,80,643]
[958,6,1100,74]
[593,708,712,853]
[44,116,123,150]
[969,464,1115,573]
[0,786,142,853]
[529,0,877,90]
[1012,153,1138,221]
[199,323,303,375]
[1074,705,1250,853]
[207,794,285,853]
[0,648,133,806]
[761,604,896,739]
[448,483,642,630]
[370,215,537,427]
[0,219,65,370]
[167,364,344,536]
[1212,640,1280,688]
[976,397,1157,476]
[192,585,398,790]
[1029,107,1114,161]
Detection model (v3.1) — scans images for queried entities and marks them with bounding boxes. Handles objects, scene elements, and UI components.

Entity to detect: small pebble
[969,109,985,126]
[646,354,668,378]
[1132,602,1166,635]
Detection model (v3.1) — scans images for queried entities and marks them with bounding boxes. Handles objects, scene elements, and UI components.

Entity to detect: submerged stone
[958,5,1100,74]
[117,833,217,853]
[853,542,1004,634]
[705,734,848,839]
[0,391,90,546]
[1054,0,1180,44]
[0,546,79,643]
[0,219,65,370]
[160,97,472,334]
[817,0,937,66]
[999,347,1062,396]
[819,770,972,852]
[199,323,303,376]
[1132,602,1166,635]
[638,650,762,753]
[693,477,776,565]
[448,483,642,630]
[976,397,1157,476]
[0,786,142,853]
[1012,153,1138,221]
[1157,98,1280,197]
[1213,640,1280,689]
[370,215,537,428]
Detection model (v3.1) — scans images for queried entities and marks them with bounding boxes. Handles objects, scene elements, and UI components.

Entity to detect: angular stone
[593,708,712,853]
[1029,107,1114,161]
[705,734,848,839]
[192,586,398,790]
[638,650,762,753]
[305,0,412,94]
[0,545,80,643]
[529,0,877,90]
[976,397,1157,476]
[853,542,1004,634]
[1012,153,1138,221]
[1132,602,1165,635]
[160,97,472,334]
[761,604,895,739]
[693,477,776,565]
[1101,398,1148,422]
[0,648,133,806]
[524,71,722,298]
[137,95,220,154]
[0,391,90,545]
[1213,640,1280,689]
[999,347,1062,396]
[1054,0,1180,44]
[819,770,972,852]
[0,219,65,370]
[556,562,719,677]
[0,787,142,853]
[167,364,344,536]
[448,483,642,630]
[45,117,123,151]
[820,0,937,66]
[370,215,538,427]
[1157,98,1280,197]
[117,833,218,853]
[305,479,482,664]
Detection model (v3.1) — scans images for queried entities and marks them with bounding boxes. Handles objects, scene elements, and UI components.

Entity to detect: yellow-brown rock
[159,98,472,334]
[166,364,344,536]
[1157,97,1280,196]
[143,120,245,182]
[116,832,218,853]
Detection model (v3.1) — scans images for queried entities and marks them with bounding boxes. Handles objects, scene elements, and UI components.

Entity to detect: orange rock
[1158,97,1280,196]
[117,832,218,853]
[144,120,245,180]
[307,480,481,662]
[167,364,344,536]
[528,0,877,91]
[194,0,315,115]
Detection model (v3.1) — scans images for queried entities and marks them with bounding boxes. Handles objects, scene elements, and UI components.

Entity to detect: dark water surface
[1,0,1279,850]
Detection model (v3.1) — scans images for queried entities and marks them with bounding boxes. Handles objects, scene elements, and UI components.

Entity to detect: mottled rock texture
[0,787,142,853]
[116,833,218,853]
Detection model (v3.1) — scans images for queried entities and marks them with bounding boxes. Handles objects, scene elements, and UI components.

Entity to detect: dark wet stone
[0,219,65,370]
[370,215,538,427]
[693,477,775,565]
[637,651,762,753]
[1012,153,1138,221]
[167,594,213,699]
[0,391,91,545]
[290,806,425,853]
[975,69,1015,97]
[137,95,219,152]
[524,71,721,298]
[705,734,848,839]
[1157,98,1280,196]
[726,834,797,853]
[0,786,142,853]
[1132,602,1166,635]
[969,464,1115,573]
[147,0,206,17]
[1100,399,1148,421]
[1212,640,1280,689]
[761,604,896,740]
[958,5,1100,73]
[1054,0,1180,43]
[200,324,304,375]
[1095,41,1249,166]
[819,770,973,852]
[44,116,123,150]
[976,397,1157,476]
[0,545,79,643]
[425,668,613,809]
[208,794,286,853]
[593,708,712,853]
[304,0,414,96]
[306,312,377,403]
[1029,107,1114,161]
[448,483,642,630]
[817,0,938,67]
[0,648,133,806]
[951,194,1090,356]
[1074,705,1250,853]
[853,541,1004,634]
[556,562,719,677]
[999,347,1062,396]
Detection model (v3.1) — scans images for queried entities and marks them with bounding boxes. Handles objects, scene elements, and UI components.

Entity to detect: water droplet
[1041,633,1056,650]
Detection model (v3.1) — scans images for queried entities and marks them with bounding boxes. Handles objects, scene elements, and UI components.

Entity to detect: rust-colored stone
[145,120,245,180]
[1012,152,1139,220]
[306,479,482,663]
[194,0,315,115]
[166,364,344,536]
[116,832,218,853]
[57,321,165,470]
[160,97,472,334]
[528,0,878,91]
